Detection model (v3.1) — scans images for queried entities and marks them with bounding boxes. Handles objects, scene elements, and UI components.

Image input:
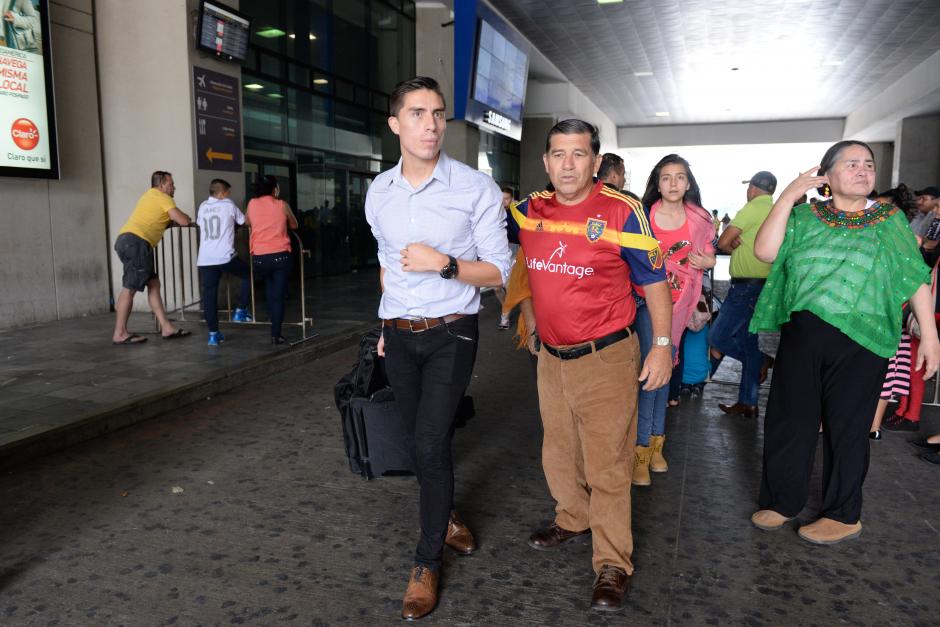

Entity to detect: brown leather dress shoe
[591,565,631,611]
[401,566,439,621]
[445,510,477,555]
[719,402,759,418]
[528,522,591,550]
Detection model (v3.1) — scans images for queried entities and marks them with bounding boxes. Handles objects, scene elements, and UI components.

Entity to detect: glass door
[348,172,377,269]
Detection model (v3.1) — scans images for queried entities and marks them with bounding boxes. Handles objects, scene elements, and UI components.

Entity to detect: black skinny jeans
[252,252,291,338]
[382,315,478,571]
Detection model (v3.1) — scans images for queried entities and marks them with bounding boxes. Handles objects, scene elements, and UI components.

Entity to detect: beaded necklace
[810,199,897,229]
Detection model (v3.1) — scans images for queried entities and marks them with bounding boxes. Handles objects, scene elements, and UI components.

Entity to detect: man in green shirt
[708,171,776,417]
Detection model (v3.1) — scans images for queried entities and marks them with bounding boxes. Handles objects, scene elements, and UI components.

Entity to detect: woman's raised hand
[780,166,827,203]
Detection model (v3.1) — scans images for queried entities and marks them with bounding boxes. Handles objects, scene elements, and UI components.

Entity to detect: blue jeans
[252,252,292,338]
[708,282,764,406]
[634,300,674,446]
[199,256,250,333]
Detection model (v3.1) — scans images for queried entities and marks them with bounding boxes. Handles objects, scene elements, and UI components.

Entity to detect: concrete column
[867,141,895,193]
[892,115,940,188]
[519,116,555,196]
[96,0,244,310]
[0,0,109,329]
[442,120,480,169]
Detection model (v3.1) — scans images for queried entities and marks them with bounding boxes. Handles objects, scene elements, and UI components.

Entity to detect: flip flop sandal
[113,335,147,345]
[162,329,192,340]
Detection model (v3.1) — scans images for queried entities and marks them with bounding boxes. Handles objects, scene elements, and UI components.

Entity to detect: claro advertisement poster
[0,0,58,179]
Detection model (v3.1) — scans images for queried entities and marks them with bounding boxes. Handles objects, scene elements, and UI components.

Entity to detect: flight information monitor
[471,19,529,121]
[196,0,251,64]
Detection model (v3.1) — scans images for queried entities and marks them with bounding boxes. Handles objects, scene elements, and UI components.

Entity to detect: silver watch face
[655,336,671,346]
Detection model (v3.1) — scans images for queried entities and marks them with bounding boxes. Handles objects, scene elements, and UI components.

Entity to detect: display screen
[0,0,58,178]
[197,0,251,64]
[471,19,528,121]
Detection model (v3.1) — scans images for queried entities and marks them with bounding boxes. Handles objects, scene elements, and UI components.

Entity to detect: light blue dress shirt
[365,152,512,319]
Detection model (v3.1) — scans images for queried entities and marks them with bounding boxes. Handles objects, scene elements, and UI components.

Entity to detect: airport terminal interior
[1,0,940,624]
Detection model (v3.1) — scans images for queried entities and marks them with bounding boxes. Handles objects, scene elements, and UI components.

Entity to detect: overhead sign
[193,66,242,172]
[0,0,59,179]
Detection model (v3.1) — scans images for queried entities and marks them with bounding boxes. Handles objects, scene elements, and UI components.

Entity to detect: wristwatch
[653,336,672,347]
[440,255,459,279]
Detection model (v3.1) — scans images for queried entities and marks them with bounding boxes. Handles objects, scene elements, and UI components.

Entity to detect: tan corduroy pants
[537,334,640,574]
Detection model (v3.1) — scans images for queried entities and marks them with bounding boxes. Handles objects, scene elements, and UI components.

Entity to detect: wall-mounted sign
[0,0,58,179]
[193,66,242,172]
[483,110,511,132]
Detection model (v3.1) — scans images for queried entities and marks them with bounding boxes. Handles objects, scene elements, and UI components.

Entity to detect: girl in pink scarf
[633,154,716,486]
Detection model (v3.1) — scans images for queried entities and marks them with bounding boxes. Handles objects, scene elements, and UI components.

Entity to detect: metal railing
[154,225,315,344]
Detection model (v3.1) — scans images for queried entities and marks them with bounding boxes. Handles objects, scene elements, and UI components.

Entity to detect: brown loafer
[401,565,439,621]
[528,522,591,550]
[445,510,477,555]
[591,565,631,611]
[718,402,759,418]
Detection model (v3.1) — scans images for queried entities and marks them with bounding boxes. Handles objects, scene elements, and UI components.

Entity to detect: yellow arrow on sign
[206,148,234,163]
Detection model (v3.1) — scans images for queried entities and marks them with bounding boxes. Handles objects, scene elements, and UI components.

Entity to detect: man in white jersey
[197,179,252,346]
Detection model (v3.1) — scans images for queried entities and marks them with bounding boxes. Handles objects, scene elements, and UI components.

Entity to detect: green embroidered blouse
[749,200,930,358]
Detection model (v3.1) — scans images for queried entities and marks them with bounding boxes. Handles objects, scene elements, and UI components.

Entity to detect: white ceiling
[488,0,940,128]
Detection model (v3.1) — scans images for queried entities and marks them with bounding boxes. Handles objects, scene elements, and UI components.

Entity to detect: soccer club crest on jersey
[648,245,664,269]
[585,218,606,243]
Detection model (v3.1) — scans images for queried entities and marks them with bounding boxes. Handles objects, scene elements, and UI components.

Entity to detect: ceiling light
[288,33,296,39]
[313,78,329,85]
[256,27,286,38]
[597,0,624,4]
[267,93,284,99]
[245,83,264,90]
[309,33,317,40]
[634,71,653,77]
[654,111,670,117]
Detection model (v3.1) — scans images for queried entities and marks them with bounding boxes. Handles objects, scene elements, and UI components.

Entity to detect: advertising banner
[0,0,58,178]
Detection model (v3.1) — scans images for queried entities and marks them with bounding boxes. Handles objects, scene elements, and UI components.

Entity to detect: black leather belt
[383,313,467,333]
[543,326,635,361]
[731,278,766,285]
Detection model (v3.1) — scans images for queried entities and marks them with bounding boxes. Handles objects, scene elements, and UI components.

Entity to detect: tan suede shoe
[750,509,794,531]
[798,518,863,545]
[445,510,477,555]
[401,566,439,620]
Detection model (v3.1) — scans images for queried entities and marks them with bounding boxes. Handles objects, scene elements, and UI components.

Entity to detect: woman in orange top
[245,175,299,344]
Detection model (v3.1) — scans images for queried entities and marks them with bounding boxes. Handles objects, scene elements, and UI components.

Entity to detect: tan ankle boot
[633,445,652,486]
[401,565,439,620]
[649,434,668,473]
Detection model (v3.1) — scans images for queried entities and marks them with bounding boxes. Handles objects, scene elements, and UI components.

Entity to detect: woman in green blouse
[747,140,940,545]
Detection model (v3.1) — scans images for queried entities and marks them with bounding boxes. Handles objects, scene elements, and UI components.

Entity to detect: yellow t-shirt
[120,188,176,247]
[729,194,773,279]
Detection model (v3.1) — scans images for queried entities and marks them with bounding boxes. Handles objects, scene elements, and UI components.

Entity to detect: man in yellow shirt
[112,171,192,344]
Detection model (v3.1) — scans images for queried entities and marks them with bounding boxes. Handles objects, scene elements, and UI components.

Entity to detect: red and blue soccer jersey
[507,181,665,346]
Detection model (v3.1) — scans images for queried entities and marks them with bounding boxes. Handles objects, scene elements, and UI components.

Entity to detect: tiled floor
[0,299,937,625]
[0,271,382,444]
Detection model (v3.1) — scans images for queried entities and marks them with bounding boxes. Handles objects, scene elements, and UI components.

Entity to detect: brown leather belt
[383,313,467,333]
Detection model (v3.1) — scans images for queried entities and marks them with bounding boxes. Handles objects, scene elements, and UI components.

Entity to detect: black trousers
[382,315,478,570]
[759,311,888,523]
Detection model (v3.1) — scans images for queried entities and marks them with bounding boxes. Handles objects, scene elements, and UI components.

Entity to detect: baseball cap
[915,186,940,198]
[742,171,777,194]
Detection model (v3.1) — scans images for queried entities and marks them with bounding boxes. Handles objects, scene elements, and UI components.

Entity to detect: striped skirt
[881,332,912,400]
